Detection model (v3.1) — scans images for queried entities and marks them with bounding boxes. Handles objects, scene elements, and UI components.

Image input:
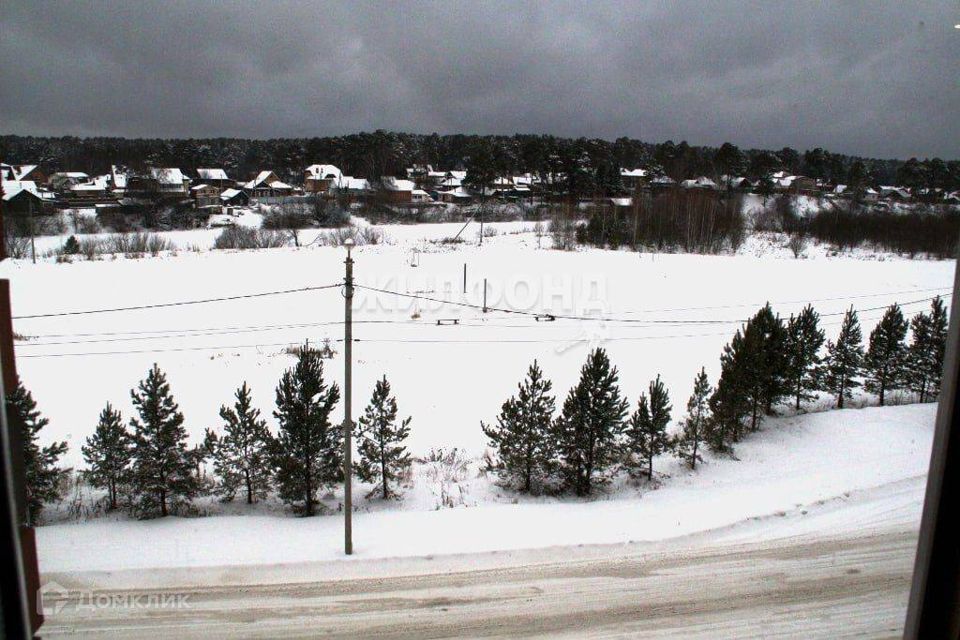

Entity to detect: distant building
[191,184,220,208]
[620,168,648,190]
[1,180,45,214]
[149,168,190,195]
[381,176,415,203]
[244,171,294,201]
[304,164,343,193]
[219,188,250,207]
[196,168,231,189]
[48,172,90,191]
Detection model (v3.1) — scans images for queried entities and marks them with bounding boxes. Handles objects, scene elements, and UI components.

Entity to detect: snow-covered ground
[0,221,950,573]
[37,402,935,573]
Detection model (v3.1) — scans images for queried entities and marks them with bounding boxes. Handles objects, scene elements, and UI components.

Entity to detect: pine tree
[784,305,825,410]
[81,402,131,510]
[708,328,751,452]
[906,298,948,403]
[129,364,198,518]
[481,360,556,493]
[741,304,788,429]
[554,348,629,496]
[271,347,341,516]
[823,308,864,409]
[864,304,908,406]
[675,368,712,470]
[624,375,672,481]
[8,379,67,525]
[928,296,948,399]
[210,382,273,504]
[355,375,412,499]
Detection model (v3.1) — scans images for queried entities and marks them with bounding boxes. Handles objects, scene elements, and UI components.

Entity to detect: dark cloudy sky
[2,1,958,159]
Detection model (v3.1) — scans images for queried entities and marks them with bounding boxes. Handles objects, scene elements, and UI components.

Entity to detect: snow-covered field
[0,221,951,573]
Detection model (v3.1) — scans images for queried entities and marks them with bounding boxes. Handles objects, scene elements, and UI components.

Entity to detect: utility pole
[483,278,488,313]
[342,238,354,555]
[463,263,467,294]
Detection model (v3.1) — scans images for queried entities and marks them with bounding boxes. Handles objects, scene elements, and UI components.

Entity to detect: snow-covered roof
[51,171,88,180]
[1,164,38,181]
[244,171,277,189]
[150,167,186,185]
[438,187,472,198]
[268,180,293,190]
[609,197,633,207]
[411,189,432,197]
[620,168,648,178]
[70,181,106,192]
[220,188,243,200]
[197,168,229,181]
[1,180,41,201]
[650,175,675,185]
[337,176,370,191]
[382,177,415,192]
[111,166,128,189]
[191,183,211,191]
[680,176,719,190]
[305,164,342,180]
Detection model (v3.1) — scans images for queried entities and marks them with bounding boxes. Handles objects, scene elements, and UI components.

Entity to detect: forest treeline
[3,132,959,194]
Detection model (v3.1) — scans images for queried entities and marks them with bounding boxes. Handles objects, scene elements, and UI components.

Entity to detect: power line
[12,283,343,320]
[14,302,936,358]
[357,284,951,326]
[16,339,334,359]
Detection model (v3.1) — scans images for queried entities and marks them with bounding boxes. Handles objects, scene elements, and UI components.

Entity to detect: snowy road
[41,525,915,639]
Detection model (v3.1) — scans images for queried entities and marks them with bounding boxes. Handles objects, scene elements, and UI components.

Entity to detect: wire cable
[12,283,343,320]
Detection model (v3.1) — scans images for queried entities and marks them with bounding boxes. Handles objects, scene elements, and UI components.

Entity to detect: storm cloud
[1,0,957,159]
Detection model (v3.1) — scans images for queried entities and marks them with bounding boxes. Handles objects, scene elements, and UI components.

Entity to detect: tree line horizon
[2,131,958,193]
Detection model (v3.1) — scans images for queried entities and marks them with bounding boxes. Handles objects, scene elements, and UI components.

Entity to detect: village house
[1,163,47,185]
[149,167,190,196]
[244,170,294,202]
[619,168,648,190]
[191,183,221,208]
[304,164,342,194]
[195,168,232,190]
[680,176,720,191]
[774,174,819,195]
[48,171,90,191]
[333,176,373,202]
[380,176,415,203]
[219,188,250,207]
[1,180,47,214]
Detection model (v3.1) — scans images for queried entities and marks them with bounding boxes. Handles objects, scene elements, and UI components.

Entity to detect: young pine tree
[210,382,273,504]
[624,375,672,481]
[272,347,341,516]
[554,348,629,496]
[905,298,948,403]
[481,360,556,493]
[929,296,949,397]
[823,308,864,409]
[708,328,751,451]
[8,379,68,525]
[739,304,788,430]
[129,364,198,518]
[355,375,412,500]
[864,304,908,406]
[81,402,131,510]
[675,368,712,470]
[784,305,825,410]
